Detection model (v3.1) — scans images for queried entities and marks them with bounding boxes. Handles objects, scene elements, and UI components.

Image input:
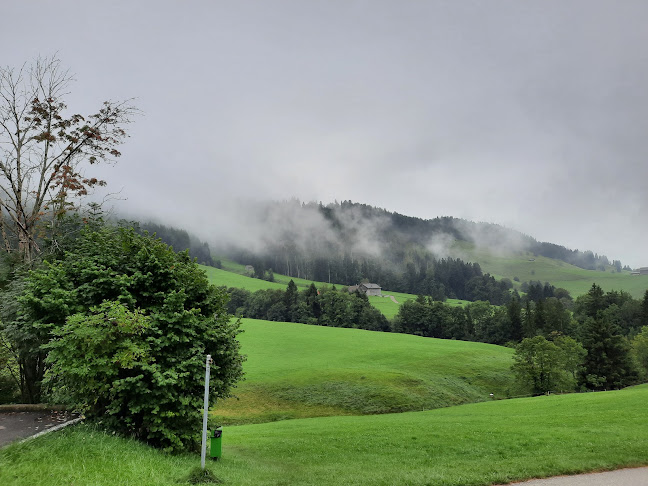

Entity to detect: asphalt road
[504,467,648,485]
[0,411,79,447]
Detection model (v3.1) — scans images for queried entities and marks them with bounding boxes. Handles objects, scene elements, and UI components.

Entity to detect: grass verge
[2,385,647,485]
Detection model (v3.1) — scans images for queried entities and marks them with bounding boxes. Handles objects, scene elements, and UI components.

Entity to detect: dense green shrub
[20,225,244,452]
[0,332,20,404]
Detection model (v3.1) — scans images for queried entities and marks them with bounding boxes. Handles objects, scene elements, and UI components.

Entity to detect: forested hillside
[214,200,626,302]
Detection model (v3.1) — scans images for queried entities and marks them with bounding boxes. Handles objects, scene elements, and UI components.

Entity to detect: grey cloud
[3,0,648,267]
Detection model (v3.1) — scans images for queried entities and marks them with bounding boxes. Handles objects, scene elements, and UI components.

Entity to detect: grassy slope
[217,260,327,289]
[200,265,471,320]
[453,243,648,298]
[3,385,647,486]
[212,234,648,300]
[368,295,467,319]
[212,319,519,425]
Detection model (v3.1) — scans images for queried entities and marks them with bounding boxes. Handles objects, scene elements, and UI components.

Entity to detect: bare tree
[0,56,137,264]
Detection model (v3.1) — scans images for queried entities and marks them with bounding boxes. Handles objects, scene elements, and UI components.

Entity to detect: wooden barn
[358,283,382,296]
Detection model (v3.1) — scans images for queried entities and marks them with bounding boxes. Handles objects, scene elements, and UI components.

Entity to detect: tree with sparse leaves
[0,56,137,264]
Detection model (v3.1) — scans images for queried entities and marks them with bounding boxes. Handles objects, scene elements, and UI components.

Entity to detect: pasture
[211,318,520,425]
[460,246,648,298]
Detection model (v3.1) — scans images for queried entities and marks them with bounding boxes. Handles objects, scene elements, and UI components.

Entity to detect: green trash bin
[210,428,222,459]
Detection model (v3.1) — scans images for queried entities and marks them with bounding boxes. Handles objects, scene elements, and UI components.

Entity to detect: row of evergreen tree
[223,282,390,332]
[134,221,218,267]
[225,200,621,277]
[237,253,514,305]
[398,284,648,391]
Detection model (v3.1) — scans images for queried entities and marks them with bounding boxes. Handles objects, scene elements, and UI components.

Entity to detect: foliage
[631,326,648,380]
[0,262,37,402]
[393,296,530,344]
[511,336,581,395]
[0,56,137,264]
[0,330,20,403]
[17,225,243,451]
[136,221,215,266]
[223,281,390,332]
[44,301,151,406]
[578,315,637,390]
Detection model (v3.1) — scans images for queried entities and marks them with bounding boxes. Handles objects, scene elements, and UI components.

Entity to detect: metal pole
[201,354,212,470]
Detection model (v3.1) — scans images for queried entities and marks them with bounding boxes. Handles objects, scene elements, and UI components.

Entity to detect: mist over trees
[213,200,623,306]
[216,200,622,279]
[135,221,217,267]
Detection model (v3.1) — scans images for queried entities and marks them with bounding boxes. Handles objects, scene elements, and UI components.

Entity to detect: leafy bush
[0,332,20,404]
[21,225,244,452]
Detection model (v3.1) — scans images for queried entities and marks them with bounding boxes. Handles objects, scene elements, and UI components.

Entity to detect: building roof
[360,283,381,289]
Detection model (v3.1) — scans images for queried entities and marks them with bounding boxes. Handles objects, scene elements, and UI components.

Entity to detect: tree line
[135,221,218,267]
[223,282,390,332]
[396,282,648,395]
[238,252,514,305]
[225,280,648,397]
[222,200,626,284]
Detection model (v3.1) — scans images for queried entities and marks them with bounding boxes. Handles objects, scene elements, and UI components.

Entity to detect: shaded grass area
[3,386,648,485]
[0,425,204,485]
[212,319,520,425]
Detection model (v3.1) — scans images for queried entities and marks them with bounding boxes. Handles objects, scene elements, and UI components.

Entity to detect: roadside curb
[0,404,70,412]
[18,416,85,444]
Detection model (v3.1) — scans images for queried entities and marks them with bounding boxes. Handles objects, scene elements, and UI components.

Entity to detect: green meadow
[200,265,471,320]
[216,260,325,289]
[3,385,647,486]
[455,244,646,298]
[200,265,290,292]
[367,295,467,320]
[211,319,520,425]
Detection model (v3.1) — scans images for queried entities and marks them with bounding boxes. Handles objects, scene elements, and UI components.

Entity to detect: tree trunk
[19,353,45,403]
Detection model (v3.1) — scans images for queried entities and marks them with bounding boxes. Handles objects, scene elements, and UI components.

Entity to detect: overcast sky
[3,1,647,267]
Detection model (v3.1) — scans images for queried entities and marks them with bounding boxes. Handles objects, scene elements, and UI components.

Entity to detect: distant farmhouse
[348,283,382,296]
[360,283,382,296]
[631,267,648,276]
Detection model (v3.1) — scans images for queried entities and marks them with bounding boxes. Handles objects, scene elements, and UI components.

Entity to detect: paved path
[502,467,648,485]
[0,411,80,447]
